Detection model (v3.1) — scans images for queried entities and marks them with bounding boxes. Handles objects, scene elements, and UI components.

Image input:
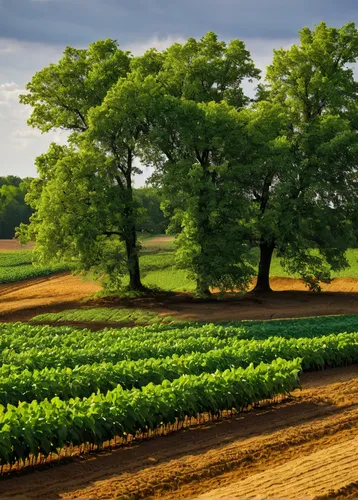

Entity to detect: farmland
[0,8,358,500]
[1,17,358,498]
[0,317,357,499]
[0,249,68,284]
[1,240,358,498]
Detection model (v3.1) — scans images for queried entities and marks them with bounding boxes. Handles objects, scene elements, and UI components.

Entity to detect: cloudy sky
[0,0,357,185]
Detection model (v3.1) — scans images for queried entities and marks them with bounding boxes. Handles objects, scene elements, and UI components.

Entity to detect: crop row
[2,313,358,355]
[0,332,357,406]
[3,326,358,376]
[0,322,245,354]
[0,251,68,284]
[0,359,301,466]
[0,334,248,372]
[3,313,358,348]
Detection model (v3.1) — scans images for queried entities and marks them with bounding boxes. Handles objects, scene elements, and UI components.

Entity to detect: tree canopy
[19,23,358,295]
[0,177,33,239]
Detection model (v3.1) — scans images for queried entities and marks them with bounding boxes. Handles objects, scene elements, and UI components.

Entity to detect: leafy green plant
[0,333,355,406]
[0,359,301,466]
[0,251,68,284]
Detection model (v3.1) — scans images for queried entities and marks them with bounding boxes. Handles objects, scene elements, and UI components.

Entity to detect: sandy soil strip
[0,240,34,251]
[0,274,101,319]
[196,437,358,500]
[1,273,358,323]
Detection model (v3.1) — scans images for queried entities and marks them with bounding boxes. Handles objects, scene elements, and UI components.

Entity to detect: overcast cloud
[0,0,357,185]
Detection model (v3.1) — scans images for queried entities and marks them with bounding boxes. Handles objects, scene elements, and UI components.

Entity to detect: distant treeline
[0,177,168,239]
[0,176,33,239]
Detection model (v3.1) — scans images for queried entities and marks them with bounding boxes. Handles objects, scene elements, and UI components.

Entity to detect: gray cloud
[1,0,357,48]
[0,0,357,182]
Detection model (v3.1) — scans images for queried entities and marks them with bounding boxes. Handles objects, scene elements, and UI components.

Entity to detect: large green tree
[19,40,151,291]
[134,33,260,295]
[154,100,256,296]
[21,144,130,290]
[249,22,358,292]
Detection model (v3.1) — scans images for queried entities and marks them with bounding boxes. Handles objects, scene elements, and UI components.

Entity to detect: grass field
[137,242,358,291]
[1,237,358,288]
[32,307,175,324]
[0,250,68,284]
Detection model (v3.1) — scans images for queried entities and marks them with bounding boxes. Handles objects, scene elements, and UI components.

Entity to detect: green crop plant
[0,359,301,467]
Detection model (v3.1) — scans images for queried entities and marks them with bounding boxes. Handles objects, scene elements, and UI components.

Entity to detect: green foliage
[2,314,358,371]
[32,307,174,325]
[18,24,358,294]
[133,31,260,107]
[19,40,146,291]
[0,314,356,467]
[0,251,68,284]
[20,39,131,133]
[0,177,32,239]
[0,331,357,406]
[135,187,168,234]
[0,358,300,465]
[254,21,358,290]
[152,100,257,296]
[19,144,128,291]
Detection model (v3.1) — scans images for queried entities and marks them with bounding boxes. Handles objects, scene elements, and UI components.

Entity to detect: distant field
[1,236,358,287]
[32,307,175,324]
[0,239,34,252]
[0,250,68,284]
[136,242,358,291]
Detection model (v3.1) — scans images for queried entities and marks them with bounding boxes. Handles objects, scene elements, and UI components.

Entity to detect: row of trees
[0,177,32,239]
[0,181,166,242]
[19,22,358,294]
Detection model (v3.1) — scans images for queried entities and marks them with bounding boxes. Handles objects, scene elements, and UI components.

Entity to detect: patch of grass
[270,248,358,279]
[140,243,195,291]
[137,243,358,292]
[3,236,358,290]
[0,251,68,284]
[31,307,175,324]
[117,240,196,292]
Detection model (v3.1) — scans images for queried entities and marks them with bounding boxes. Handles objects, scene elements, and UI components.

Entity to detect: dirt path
[0,366,357,499]
[0,274,101,320]
[1,272,358,322]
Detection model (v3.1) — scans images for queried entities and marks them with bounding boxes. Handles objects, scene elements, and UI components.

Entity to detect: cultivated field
[0,320,357,499]
[1,237,358,499]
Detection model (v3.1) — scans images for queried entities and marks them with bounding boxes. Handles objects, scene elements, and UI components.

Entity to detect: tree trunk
[195,279,211,298]
[125,227,144,291]
[124,149,145,292]
[253,239,275,293]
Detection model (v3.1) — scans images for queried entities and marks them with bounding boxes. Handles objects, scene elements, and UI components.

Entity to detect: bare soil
[0,366,357,499]
[1,273,358,323]
[0,240,34,251]
[0,273,102,321]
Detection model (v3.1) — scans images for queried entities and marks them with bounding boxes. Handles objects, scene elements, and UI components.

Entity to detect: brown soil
[1,273,358,323]
[0,239,34,251]
[144,235,174,244]
[0,273,101,320]
[0,365,357,499]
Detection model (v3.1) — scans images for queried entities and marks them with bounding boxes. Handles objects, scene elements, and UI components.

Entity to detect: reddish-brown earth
[0,366,357,499]
[1,273,358,323]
